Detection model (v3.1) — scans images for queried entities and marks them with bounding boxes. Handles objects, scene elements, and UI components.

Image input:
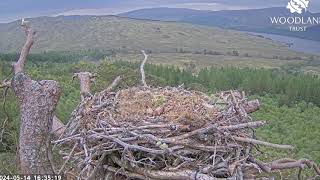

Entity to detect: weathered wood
[13,21,35,74]
[12,73,61,173]
[11,20,61,174]
[52,116,65,138]
[249,157,320,176]
[243,99,260,113]
[140,50,148,87]
[232,136,294,149]
[73,72,94,100]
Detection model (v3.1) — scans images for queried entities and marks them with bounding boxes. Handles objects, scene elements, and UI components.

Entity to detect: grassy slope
[119,7,320,41]
[0,15,316,70]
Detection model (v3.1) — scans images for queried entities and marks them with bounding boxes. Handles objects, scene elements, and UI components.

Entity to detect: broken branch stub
[13,21,35,74]
[73,72,95,100]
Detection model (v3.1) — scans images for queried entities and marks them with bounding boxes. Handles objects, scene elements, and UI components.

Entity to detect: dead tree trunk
[11,20,61,174]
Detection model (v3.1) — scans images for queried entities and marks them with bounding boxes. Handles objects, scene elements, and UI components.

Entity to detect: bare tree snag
[13,20,35,74]
[73,72,95,101]
[11,20,61,174]
[140,50,148,87]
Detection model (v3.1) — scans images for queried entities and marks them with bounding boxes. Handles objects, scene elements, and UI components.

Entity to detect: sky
[1,0,320,22]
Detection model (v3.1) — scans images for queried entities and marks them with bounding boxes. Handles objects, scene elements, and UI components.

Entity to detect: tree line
[113,61,320,107]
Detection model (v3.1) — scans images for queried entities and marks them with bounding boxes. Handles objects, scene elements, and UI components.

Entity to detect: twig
[165,124,218,142]
[104,166,147,179]
[97,134,167,155]
[88,152,109,180]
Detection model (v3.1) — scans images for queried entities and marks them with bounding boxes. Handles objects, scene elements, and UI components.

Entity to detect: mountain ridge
[119,7,320,41]
[0,14,302,58]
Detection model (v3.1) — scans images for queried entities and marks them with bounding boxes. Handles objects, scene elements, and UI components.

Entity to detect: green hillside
[120,7,320,41]
[0,15,315,63]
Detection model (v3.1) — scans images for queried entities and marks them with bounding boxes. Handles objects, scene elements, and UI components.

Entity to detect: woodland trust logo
[287,0,309,14]
[269,0,320,32]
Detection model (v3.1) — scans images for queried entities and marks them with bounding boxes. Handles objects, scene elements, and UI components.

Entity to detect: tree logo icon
[286,0,310,14]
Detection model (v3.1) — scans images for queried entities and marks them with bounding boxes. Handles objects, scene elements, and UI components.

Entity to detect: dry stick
[165,124,218,142]
[232,136,294,150]
[250,157,320,175]
[104,166,147,179]
[97,134,167,155]
[87,151,108,180]
[270,159,320,175]
[92,123,181,133]
[219,121,266,131]
[106,76,122,92]
[165,121,266,142]
[58,142,78,174]
[130,131,234,152]
[109,155,216,180]
[140,50,148,87]
[97,76,122,98]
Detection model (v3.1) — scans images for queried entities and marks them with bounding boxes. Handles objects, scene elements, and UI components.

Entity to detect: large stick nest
[53,86,318,179]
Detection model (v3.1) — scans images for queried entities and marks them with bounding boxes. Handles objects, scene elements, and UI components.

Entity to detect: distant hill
[0,15,300,58]
[119,7,320,41]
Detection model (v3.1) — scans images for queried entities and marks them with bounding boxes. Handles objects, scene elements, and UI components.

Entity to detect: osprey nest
[53,53,320,180]
[54,84,318,179]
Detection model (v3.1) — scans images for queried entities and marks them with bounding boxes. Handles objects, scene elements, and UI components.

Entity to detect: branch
[58,142,78,174]
[232,136,294,150]
[219,121,266,131]
[106,155,216,180]
[163,121,265,143]
[0,80,11,89]
[13,19,35,74]
[249,157,320,175]
[106,76,122,92]
[140,50,148,87]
